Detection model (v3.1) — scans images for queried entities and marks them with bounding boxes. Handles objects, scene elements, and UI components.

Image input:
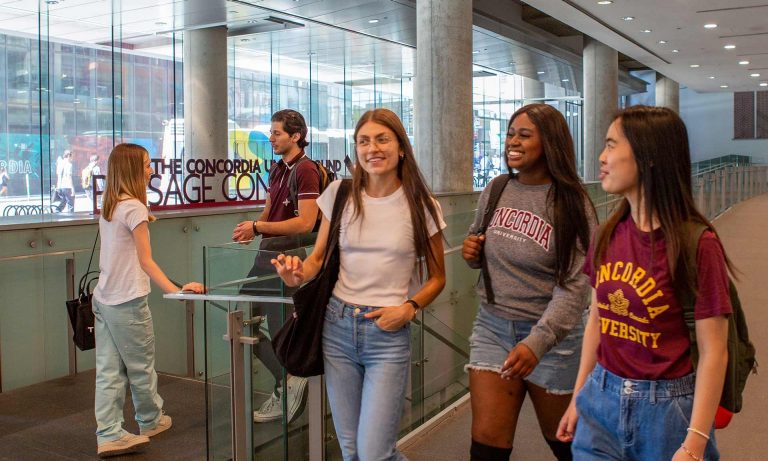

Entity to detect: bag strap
[322,180,351,269]
[678,222,708,340]
[478,174,509,306]
[288,155,316,217]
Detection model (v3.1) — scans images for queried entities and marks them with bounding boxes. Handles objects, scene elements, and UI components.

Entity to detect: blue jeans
[93,296,164,444]
[323,296,411,461]
[572,363,718,460]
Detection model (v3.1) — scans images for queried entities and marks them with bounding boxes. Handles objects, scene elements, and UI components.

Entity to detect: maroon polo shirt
[262,152,320,238]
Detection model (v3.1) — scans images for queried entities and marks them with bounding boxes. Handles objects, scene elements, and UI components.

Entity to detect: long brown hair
[508,104,596,285]
[349,109,442,279]
[101,143,153,222]
[592,105,734,293]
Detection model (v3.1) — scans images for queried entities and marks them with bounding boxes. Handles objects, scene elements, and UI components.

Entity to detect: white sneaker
[97,433,150,458]
[253,390,283,423]
[285,376,309,424]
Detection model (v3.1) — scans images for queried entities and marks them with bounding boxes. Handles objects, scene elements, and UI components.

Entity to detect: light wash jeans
[572,363,719,460]
[323,296,411,461]
[93,295,164,444]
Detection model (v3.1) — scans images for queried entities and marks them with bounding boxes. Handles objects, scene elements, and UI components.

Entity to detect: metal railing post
[186,300,195,378]
[308,376,326,461]
[224,309,258,461]
[66,257,77,375]
[696,177,706,215]
[719,169,726,214]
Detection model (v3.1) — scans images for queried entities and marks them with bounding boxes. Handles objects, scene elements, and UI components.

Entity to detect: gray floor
[403,194,768,461]
[0,371,206,460]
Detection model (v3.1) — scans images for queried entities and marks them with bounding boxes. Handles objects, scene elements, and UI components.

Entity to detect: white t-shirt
[317,180,446,307]
[94,198,151,305]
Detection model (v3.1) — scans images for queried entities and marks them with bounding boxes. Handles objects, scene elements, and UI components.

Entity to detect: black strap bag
[272,180,351,377]
[66,232,99,351]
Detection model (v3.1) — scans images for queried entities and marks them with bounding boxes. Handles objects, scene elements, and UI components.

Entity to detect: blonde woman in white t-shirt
[92,143,204,457]
[273,109,447,461]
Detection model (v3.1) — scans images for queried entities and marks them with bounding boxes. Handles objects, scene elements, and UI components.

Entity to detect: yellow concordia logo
[606,289,630,316]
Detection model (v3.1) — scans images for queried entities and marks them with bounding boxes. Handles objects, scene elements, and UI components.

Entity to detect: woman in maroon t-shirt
[556,106,733,461]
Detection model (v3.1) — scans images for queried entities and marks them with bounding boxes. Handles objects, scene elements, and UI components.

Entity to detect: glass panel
[203,236,315,461]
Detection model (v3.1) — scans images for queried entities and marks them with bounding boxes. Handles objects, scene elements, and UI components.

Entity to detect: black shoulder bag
[66,231,99,351]
[272,180,351,377]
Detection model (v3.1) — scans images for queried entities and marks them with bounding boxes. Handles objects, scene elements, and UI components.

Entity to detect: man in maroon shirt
[232,109,320,424]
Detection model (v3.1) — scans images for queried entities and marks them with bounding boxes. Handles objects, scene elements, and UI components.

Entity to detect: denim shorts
[572,363,719,460]
[466,306,585,394]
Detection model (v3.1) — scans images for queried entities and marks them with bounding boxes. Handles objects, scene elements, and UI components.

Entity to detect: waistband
[329,295,381,313]
[591,363,695,402]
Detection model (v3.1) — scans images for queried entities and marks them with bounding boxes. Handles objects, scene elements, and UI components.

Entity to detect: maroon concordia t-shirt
[262,152,320,238]
[584,216,732,380]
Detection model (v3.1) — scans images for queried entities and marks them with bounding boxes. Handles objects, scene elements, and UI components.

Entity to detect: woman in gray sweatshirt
[463,104,596,461]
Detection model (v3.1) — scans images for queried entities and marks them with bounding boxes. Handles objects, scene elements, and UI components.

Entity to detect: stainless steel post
[224,309,258,461]
[308,376,326,461]
[186,300,195,378]
[66,257,77,375]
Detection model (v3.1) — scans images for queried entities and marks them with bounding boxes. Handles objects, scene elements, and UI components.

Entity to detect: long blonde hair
[101,143,154,222]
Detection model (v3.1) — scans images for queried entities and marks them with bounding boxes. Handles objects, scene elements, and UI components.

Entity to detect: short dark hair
[271,109,309,149]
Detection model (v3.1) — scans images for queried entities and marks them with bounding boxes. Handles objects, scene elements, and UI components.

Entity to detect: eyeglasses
[356,135,393,148]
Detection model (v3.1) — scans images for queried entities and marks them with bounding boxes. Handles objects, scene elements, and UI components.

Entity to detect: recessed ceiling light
[509,61,515,65]
[672,49,679,53]
[622,16,634,21]
[155,21,167,26]
[45,0,58,4]
[368,19,379,24]
[658,40,667,44]
[724,44,736,50]
[597,1,613,4]
[709,76,716,79]
[690,64,700,68]
[704,23,718,29]
[641,29,652,33]
[246,20,258,24]
[240,38,250,43]
[720,85,729,88]
[750,73,761,77]
[537,71,546,75]
[562,79,570,82]
[760,82,768,87]
[739,60,750,65]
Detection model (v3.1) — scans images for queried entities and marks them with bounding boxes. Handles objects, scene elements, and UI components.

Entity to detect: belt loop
[650,381,657,404]
[599,367,607,391]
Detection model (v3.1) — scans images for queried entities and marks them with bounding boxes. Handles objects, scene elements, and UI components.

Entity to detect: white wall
[680,87,768,163]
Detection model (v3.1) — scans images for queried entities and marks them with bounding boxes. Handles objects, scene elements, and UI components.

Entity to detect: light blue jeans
[93,295,164,444]
[572,363,718,460]
[323,296,411,461]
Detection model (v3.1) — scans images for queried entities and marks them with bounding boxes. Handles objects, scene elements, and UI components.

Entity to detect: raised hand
[271,254,306,287]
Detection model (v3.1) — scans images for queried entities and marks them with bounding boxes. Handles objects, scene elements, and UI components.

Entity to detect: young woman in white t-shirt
[92,143,204,457]
[273,109,447,461]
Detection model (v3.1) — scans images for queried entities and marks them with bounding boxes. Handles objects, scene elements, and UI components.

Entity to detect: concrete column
[583,36,618,181]
[183,26,228,202]
[655,73,680,113]
[415,0,473,193]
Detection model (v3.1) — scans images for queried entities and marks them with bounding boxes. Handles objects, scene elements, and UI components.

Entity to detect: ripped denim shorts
[465,306,585,394]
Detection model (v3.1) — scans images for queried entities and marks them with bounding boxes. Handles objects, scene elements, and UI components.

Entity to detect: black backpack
[679,223,757,414]
[475,173,510,305]
[288,156,336,231]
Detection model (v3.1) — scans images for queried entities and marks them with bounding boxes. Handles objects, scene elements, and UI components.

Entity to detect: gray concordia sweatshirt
[468,177,594,360]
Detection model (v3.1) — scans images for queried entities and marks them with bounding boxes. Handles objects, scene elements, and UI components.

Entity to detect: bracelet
[680,444,702,461]
[405,299,420,318]
[252,220,259,236]
[686,427,710,441]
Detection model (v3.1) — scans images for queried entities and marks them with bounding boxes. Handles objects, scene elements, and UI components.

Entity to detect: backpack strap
[679,222,708,340]
[287,155,312,217]
[478,174,510,306]
[323,179,351,268]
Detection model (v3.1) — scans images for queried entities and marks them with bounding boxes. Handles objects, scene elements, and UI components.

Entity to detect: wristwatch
[252,220,260,236]
[406,299,420,319]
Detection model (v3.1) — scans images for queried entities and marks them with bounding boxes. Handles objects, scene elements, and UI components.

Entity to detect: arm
[232,196,272,243]
[133,222,204,294]
[366,232,446,331]
[673,315,728,461]
[272,213,330,287]
[255,198,319,236]
[556,291,601,441]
